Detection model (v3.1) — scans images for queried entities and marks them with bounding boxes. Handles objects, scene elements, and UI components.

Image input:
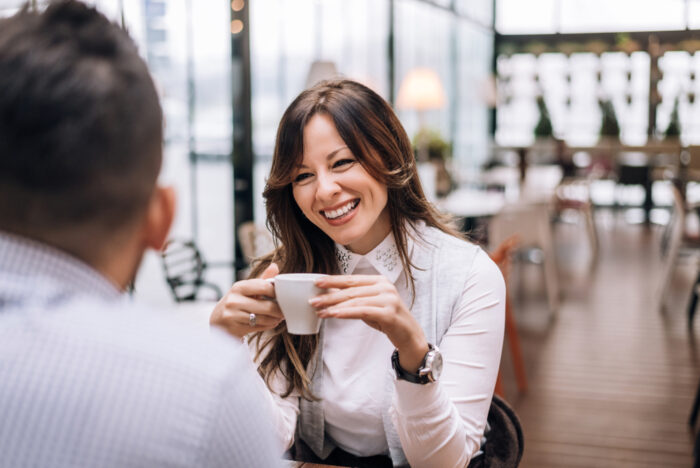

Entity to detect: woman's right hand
[209,262,284,339]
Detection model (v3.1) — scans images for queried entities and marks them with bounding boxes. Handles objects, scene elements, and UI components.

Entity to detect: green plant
[534,96,553,138]
[598,99,620,138]
[412,128,451,162]
[665,98,681,139]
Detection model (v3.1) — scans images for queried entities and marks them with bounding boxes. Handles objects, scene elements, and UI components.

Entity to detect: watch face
[423,348,443,382]
[431,350,443,380]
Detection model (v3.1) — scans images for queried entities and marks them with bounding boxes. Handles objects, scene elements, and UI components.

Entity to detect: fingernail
[308,297,320,306]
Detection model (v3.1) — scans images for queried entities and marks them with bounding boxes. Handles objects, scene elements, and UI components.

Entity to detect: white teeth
[323,200,358,220]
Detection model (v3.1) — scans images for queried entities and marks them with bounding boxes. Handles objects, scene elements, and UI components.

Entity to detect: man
[0,2,282,467]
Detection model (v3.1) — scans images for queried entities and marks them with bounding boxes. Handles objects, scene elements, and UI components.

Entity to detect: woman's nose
[315,172,340,201]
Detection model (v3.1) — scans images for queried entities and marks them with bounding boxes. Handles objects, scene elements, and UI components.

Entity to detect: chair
[291,394,524,468]
[658,182,695,313]
[160,239,222,302]
[490,237,528,397]
[237,221,275,264]
[467,394,524,468]
[554,177,599,266]
[489,201,559,314]
[614,152,653,222]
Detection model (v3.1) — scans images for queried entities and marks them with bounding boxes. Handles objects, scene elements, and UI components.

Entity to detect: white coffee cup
[269,273,326,335]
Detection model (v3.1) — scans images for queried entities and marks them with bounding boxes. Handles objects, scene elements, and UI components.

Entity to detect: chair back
[489,202,553,252]
[238,222,275,263]
[160,239,222,302]
[467,394,524,468]
[658,183,686,310]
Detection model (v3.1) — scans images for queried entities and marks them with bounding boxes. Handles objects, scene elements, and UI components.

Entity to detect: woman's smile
[321,199,360,223]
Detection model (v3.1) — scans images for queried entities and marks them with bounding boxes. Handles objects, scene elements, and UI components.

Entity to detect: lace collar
[334,232,402,283]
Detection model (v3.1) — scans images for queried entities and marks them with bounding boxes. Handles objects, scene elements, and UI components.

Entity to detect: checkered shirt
[0,231,283,467]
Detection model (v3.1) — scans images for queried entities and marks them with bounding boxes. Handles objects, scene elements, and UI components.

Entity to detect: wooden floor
[499,209,700,467]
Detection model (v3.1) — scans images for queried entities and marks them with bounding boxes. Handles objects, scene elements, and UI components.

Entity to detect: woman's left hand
[311,275,429,373]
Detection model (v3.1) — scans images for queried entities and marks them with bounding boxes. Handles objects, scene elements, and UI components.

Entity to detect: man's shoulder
[0,299,280,468]
[18,298,249,382]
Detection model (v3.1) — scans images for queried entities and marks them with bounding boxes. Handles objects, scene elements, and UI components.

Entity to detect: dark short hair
[0,0,163,235]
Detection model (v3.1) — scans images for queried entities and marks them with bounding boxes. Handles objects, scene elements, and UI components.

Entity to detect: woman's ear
[142,185,176,251]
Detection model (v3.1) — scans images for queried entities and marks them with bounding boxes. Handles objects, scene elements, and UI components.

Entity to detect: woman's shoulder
[416,224,478,255]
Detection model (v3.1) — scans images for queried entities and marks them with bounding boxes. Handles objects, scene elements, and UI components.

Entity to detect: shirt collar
[0,231,123,305]
[334,231,402,283]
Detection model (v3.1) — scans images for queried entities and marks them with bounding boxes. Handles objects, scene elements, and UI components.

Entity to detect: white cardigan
[252,224,505,468]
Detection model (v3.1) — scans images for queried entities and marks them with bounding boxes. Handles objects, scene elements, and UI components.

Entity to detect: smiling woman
[210,79,506,468]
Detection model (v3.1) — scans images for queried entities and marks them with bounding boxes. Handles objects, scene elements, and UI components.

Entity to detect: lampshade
[305,60,339,88]
[396,68,446,111]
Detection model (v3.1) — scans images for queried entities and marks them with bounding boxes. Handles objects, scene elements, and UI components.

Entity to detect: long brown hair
[251,79,461,400]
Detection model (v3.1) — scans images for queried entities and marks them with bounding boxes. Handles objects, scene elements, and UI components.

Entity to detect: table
[494,141,682,223]
[438,187,506,244]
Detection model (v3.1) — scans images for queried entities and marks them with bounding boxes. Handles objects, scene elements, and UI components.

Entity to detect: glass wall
[497,0,696,34]
[0,0,496,304]
[494,0,700,146]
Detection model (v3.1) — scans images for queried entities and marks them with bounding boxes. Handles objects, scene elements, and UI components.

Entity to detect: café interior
[5,0,700,465]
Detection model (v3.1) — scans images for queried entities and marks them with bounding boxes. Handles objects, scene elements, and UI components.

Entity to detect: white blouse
[250,228,505,468]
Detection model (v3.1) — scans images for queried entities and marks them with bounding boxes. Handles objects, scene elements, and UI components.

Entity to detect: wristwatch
[392,343,443,384]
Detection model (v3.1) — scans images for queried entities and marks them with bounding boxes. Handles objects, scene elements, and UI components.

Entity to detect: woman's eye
[333,158,356,169]
[293,172,313,183]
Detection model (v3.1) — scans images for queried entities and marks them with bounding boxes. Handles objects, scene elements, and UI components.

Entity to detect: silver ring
[249,313,257,328]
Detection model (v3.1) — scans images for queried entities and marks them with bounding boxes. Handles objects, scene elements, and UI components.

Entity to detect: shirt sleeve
[247,336,300,451]
[390,248,506,468]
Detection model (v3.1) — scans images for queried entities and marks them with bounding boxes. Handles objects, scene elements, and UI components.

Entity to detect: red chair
[490,237,528,397]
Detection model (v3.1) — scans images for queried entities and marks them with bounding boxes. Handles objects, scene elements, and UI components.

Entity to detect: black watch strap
[391,344,434,384]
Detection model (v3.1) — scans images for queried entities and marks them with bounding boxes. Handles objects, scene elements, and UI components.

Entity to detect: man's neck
[3,225,143,292]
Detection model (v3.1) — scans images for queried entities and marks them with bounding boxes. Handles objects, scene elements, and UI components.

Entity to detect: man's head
[0,1,173,280]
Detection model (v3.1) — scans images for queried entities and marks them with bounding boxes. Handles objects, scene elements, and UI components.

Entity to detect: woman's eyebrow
[296,146,349,168]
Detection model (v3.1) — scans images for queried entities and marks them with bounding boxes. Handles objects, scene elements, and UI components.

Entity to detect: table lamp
[305,60,339,89]
[396,67,446,161]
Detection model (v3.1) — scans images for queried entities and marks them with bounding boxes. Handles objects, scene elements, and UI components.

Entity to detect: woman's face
[291,113,391,255]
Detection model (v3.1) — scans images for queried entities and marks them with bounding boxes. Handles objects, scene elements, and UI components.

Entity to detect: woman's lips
[321,199,360,226]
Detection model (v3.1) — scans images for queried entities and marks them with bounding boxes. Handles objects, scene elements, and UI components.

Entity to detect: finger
[315,274,384,289]
[224,295,284,319]
[309,285,380,308]
[222,307,284,327]
[317,305,385,320]
[260,262,279,280]
[233,278,276,299]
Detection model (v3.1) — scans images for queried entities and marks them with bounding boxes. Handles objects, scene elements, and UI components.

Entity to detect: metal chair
[160,239,222,302]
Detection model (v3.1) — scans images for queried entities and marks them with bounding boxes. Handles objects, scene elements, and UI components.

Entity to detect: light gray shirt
[0,231,283,468]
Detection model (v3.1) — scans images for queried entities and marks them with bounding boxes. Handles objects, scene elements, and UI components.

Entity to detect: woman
[210,79,505,468]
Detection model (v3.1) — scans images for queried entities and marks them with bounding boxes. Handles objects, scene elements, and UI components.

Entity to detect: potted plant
[664,97,681,140]
[412,128,454,198]
[534,96,554,139]
[598,99,620,142]
[531,96,557,165]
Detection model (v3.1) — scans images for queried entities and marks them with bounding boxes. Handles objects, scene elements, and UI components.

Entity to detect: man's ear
[142,185,176,251]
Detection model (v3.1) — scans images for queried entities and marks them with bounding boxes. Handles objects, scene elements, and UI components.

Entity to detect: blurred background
[4,0,700,465]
